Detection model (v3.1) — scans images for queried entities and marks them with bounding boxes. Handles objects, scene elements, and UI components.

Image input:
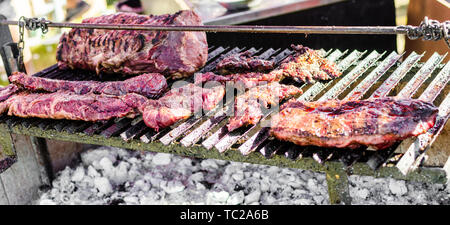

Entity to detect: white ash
[37,147,450,205]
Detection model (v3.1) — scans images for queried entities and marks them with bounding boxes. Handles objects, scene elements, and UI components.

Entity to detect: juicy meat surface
[56,10,208,79]
[195,71,283,89]
[0,84,19,101]
[227,82,303,131]
[270,97,438,150]
[0,92,144,121]
[141,83,225,131]
[216,50,275,74]
[9,72,167,98]
[270,44,341,83]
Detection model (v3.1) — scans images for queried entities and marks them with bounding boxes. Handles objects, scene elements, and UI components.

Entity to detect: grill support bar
[326,165,352,205]
[0,123,15,173]
[2,122,446,204]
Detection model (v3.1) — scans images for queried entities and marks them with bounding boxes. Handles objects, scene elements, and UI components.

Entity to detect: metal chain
[17,16,26,71]
[399,16,450,48]
[16,16,50,71]
[23,17,50,34]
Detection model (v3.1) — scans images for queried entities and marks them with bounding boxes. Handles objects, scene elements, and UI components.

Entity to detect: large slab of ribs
[56,10,208,79]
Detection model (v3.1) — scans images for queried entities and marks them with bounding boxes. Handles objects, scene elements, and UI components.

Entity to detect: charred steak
[270,44,341,83]
[141,83,225,131]
[56,10,208,79]
[270,98,438,150]
[227,82,303,131]
[0,92,145,121]
[216,50,275,74]
[10,72,167,98]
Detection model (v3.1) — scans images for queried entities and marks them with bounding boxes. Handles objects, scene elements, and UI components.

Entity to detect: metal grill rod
[0,18,408,34]
[396,61,450,175]
[345,52,404,101]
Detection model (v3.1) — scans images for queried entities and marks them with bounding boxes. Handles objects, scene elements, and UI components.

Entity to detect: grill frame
[0,45,449,204]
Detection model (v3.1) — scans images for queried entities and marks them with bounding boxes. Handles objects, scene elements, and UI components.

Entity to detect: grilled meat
[270,97,438,150]
[141,83,225,131]
[270,44,341,83]
[227,82,302,131]
[9,72,167,98]
[0,92,145,121]
[0,84,19,101]
[195,71,283,89]
[216,50,275,74]
[197,44,340,88]
[56,10,208,79]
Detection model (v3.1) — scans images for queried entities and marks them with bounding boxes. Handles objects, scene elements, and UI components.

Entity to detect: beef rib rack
[56,10,208,79]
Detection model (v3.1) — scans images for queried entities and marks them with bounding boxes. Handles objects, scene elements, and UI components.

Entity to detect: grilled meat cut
[0,92,145,121]
[195,71,283,89]
[0,84,19,101]
[270,44,341,83]
[227,82,303,131]
[141,83,225,131]
[56,10,208,79]
[216,50,275,74]
[197,44,340,88]
[270,98,438,150]
[9,72,167,98]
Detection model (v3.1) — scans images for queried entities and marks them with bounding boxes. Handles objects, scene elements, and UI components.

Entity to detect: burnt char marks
[124,40,129,52]
[152,31,162,45]
[112,37,116,52]
[56,45,64,62]
[136,34,146,51]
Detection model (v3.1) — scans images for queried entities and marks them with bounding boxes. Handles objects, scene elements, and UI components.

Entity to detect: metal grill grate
[1,46,449,175]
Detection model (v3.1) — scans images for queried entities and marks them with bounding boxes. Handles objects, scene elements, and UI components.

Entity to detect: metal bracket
[1,42,20,75]
[0,123,16,173]
[0,14,18,173]
[0,14,20,76]
[325,163,352,204]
